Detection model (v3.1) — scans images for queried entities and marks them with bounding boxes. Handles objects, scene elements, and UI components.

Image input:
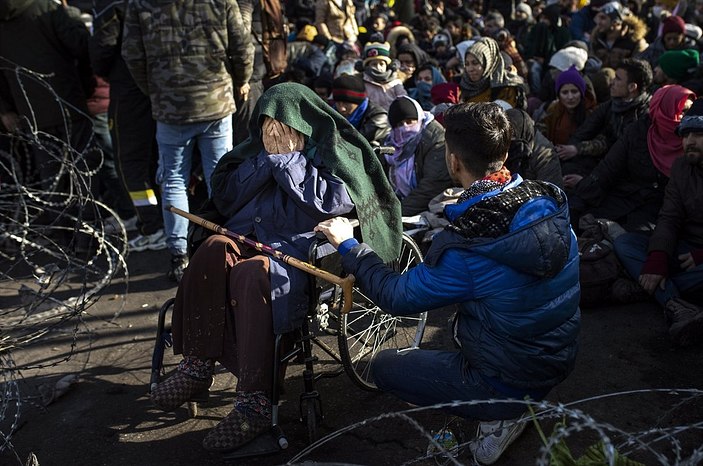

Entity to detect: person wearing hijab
[384,95,453,215]
[148,83,402,453]
[459,37,527,109]
[537,65,597,147]
[410,63,448,110]
[565,84,695,233]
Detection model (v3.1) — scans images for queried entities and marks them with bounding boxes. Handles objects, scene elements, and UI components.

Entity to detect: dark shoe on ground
[611,277,650,304]
[167,254,189,283]
[666,298,703,346]
[150,371,212,411]
[202,408,270,453]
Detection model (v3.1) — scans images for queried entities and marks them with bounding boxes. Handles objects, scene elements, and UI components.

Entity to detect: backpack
[258,0,287,79]
[577,215,623,308]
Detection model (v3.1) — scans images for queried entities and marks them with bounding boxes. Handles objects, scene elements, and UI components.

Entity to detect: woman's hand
[314,217,354,249]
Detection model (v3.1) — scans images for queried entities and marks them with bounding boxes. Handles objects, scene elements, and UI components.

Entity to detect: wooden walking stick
[168,206,356,314]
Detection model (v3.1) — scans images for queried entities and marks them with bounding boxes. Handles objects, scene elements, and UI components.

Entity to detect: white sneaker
[128,229,167,252]
[470,418,526,465]
[104,215,138,234]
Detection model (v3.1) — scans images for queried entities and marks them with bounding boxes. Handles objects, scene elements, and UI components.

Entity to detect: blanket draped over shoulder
[211,82,402,262]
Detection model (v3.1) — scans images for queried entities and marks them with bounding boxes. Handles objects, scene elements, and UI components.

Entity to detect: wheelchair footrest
[220,426,286,459]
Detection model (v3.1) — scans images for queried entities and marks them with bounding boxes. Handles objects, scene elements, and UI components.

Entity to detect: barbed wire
[0,59,128,456]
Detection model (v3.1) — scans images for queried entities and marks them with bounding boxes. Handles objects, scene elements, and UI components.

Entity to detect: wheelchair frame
[148,232,427,456]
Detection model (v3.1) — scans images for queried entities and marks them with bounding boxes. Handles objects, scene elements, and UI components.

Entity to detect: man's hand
[679,252,696,271]
[639,273,666,294]
[556,144,578,160]
[239,83,251,101]
[314,217,354,249]
[562,174,583,189]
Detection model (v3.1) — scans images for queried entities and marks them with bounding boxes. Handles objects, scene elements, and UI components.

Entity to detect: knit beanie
[659,49,700,81]
[549,46,589,71]
[388,96,422,127]
[297,24,318,42]
[362,42,392,67]
[555,65,586,96]
[515,2,532,18]
[676,97,703,135]
[332,75,367,104]
[662,15,686,36]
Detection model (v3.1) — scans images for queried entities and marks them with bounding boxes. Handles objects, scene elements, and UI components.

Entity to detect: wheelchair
[148,229,427,458]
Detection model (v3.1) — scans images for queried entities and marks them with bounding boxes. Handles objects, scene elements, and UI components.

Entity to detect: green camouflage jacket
[121,0,254,124]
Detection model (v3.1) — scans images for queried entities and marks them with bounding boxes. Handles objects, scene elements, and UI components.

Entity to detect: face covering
[389,121,422,147]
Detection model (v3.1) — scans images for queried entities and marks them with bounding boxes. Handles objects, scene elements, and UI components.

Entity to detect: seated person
[615,98,703,346]
[360,41,407,111]
[316,102,580,465]
[384,95,453,216]
[149,83,402,453]
[459,37,527,109]
[565,85,696,233]
[536,66,597,147]
[559,58,652,177]
[506,108,564,188]
[331,74,391,147]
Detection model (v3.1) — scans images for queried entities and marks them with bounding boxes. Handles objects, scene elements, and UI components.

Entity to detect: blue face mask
[416,80,432,99]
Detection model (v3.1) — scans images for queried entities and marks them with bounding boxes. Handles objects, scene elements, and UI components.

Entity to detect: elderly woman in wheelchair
[149,83,402,453]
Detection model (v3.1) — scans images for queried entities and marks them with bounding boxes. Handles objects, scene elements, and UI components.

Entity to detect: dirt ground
[1,248,702,466]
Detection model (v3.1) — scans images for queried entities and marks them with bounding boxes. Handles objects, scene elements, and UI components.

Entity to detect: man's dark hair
[444,102,511,177]
[618,58,653,93]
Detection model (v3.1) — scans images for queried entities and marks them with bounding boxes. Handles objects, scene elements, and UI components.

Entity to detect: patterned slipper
[202,408,270,452]
[150,371,212,411]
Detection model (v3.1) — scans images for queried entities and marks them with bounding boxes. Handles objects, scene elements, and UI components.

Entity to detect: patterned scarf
[459,37,525,100]
[457,166,512,203]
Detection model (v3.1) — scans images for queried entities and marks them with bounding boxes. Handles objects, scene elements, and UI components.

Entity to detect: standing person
[122,0,254,281]
[615,98,703,345]
[91,0,166,250]
[315,0,358,44]
[0,0,98,226]
[315,102,580,466]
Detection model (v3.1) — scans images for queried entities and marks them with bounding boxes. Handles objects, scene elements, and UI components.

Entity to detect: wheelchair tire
[337,233,428,391]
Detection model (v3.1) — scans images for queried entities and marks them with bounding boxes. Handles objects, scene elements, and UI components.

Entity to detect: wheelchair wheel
[337,233,427,391]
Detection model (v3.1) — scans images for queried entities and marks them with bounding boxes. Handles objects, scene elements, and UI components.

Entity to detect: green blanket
[211,82,402,262]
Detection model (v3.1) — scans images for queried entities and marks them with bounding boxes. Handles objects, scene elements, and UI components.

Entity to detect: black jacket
[401,119,453,216]
[358,101,390,147]
[0,0,93,128]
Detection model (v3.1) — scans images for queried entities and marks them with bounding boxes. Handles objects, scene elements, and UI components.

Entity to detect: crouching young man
[315,102,581,465]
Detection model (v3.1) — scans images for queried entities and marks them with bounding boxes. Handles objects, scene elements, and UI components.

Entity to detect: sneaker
[611,277,650,304]
[470,418,526,465]
[167,254,189,282]
[128,229,167,252]
[150,371,213,411]
[202,407,270,452]
[665,298,703,346]
[104,215,138,234]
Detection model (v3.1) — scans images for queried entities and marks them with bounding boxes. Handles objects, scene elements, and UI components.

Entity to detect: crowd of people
[1,0,703,463]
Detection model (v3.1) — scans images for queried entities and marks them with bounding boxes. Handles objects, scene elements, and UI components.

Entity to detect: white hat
[549,46,589,72]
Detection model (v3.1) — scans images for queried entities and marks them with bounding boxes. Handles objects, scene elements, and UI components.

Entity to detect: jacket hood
[435,179,573,278]
[0,0,34,20]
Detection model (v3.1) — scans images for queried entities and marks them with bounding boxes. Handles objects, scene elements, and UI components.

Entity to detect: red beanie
[662,15,686,36]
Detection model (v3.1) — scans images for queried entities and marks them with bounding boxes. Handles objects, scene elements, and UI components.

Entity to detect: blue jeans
[156,116,232,255]
[371,349,530,421]
[614,232,703,306]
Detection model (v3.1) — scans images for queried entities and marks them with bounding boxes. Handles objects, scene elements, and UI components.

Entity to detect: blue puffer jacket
[342,176,580,393]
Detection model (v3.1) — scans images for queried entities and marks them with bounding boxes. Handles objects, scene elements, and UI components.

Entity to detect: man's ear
[627,82,638,94]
